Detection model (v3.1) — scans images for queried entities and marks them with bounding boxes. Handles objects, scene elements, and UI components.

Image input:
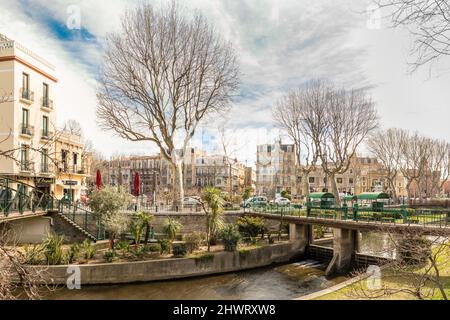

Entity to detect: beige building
[53,131,91,201]
[256,141,297,197]
[0,33,57,195]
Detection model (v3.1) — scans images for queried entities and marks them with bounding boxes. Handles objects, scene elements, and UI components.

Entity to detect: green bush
[236,216,266,238]
[146,243,162,253]
[158,239,172,254]
[103,250,116,263]
[219,224,241,251]
[313,226,326,239]
[183,232,205,253]
[82,239,96,260]
[131,246,147,259]
[65,243,81,264]
[163,217,182,241]
[116,240,131,252]
[172,243,188,257]
[42,233,65,265]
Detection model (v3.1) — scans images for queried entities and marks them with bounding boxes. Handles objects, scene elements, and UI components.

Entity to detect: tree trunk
[302,171,310,199]
[144,222,150,245]
[330,173,341,206]
[173,160,184,211]
[109,234,115,250]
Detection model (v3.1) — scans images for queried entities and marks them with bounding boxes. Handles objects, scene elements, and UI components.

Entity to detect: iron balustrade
[248,203,450,228]
[20,88,34,102]
[41,97,54,110]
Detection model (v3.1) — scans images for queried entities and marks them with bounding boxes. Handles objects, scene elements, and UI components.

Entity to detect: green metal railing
[248,202,450,228]
[1,177,105,240]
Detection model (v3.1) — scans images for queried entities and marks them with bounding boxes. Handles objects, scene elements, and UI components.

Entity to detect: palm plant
[136,211,154,245]
[163,217,182,241]
[201,187,225,252]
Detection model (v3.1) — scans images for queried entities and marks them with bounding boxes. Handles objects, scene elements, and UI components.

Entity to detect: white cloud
[1,0,449,167]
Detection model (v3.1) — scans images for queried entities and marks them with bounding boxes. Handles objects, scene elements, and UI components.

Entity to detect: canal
[44,260,347,300]
[43,231,396,300]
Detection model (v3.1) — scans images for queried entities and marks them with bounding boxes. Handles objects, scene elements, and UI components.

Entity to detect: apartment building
[256,140,297,197]
[195,154,246,195]
[53,131,91,201]
[0,33,57,195]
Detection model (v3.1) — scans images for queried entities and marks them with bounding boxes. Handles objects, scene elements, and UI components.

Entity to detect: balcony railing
[58,164,88,175]
[19,124,34,137]
[20,88,34,103]
[40,163,54,174]
[41,130,54,140]
[41,97,54,110]
[20,161,34,172]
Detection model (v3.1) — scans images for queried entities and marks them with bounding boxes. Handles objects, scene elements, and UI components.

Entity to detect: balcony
[19,124,34,138]
[41,130,54,140]
[41,97,54,111]
[20,161,34,173]
[40,163,55,175]
[20,88,34,104]
[58,164,88,175]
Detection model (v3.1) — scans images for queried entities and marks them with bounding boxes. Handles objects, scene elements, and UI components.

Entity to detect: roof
[357,192,390,200]
[309,192,335,199]
[343,195,357,201]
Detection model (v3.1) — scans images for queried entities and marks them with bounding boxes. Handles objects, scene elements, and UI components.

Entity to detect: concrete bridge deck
[249,212,450,236]
[0,211,48,223]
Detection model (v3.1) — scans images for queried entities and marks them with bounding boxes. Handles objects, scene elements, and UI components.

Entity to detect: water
[43,260,347,300]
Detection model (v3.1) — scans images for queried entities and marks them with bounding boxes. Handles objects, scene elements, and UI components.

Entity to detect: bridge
[0,178,101,242]
[246,205,450,274]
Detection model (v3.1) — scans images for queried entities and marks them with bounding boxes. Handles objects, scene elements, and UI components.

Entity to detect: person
[149,225,155,240]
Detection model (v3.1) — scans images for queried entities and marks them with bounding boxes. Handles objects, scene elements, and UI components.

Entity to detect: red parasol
[95,169,103,191]
[134,172,140,197]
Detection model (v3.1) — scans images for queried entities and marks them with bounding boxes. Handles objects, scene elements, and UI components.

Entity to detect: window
[309,177,315,183]
[41,149,48,172]
[43,83,49,106]
[349,178,354,184]
[20,146,28,170]
[73,153,78,166]
[22,73,29,96]
[337,178,343,184]
[42,116,48,136]
[22,108,29,128]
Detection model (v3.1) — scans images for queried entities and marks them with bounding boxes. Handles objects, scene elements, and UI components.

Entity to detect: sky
[1,0,449,166]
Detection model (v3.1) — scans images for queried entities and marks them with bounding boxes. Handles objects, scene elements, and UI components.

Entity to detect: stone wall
[28,241,304,285]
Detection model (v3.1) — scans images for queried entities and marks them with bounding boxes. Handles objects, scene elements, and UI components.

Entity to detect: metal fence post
[352,203,358,221]
[400,205,407,223]
[343,203,348,220]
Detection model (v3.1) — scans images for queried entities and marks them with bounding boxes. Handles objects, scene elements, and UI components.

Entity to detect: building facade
[53,131,91,202]
[0,33,57,196]
[256,141,297,197]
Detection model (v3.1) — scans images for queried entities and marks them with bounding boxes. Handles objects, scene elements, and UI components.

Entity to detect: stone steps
[58,213,97,242]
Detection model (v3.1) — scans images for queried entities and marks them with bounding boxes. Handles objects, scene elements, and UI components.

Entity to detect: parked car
[183,196,201,206]
[274,197,291,206]
[241,196,268,208]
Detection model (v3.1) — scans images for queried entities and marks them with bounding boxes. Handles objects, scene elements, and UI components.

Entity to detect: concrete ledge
[27,241,304,285]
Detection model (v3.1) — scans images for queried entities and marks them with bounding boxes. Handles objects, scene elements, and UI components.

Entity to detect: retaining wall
[28,241,304,285]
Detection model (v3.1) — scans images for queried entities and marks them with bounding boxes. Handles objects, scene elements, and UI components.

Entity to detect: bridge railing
[58,199,105,240]
[249,203,450,228]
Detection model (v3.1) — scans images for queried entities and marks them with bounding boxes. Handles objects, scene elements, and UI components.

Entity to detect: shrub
[103,250,116,263]
[313,226,326,239]
[219,224,241,251]
[163,217,182,241]
[65,243,81,264]
[172,243,188,257]
[23,244,44,265]
[42,233,65,265]
[147,243,162,253]
[116,240,131,252]
[183,232,205,253]
[158,239,172,254]
[131,246,147,259]
[82,239,96,260]
[236,216,266,238]
[398,237,432,266]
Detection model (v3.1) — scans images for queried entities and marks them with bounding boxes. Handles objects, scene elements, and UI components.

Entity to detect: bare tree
[273,81,326,198]
[399,132,431,202]
[96,2,239,208]
[427,139,450,198]
[62,119,83,137]
[319,84,379,204]
[348,228,449,300]
[367,128,408,203]
[375,0,450,72]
